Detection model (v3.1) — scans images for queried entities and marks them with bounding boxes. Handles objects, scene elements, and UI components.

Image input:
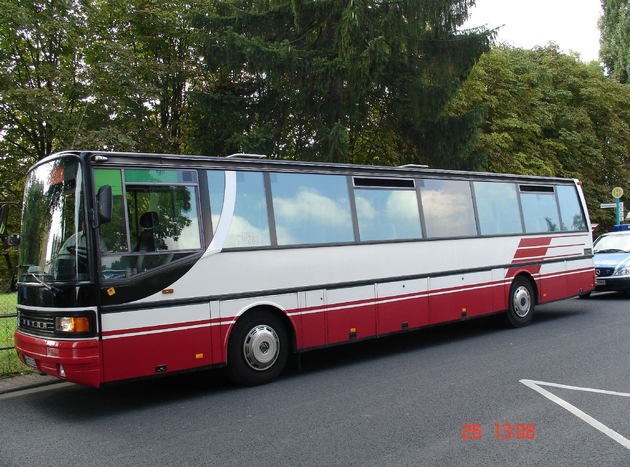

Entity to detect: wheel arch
[510,271,539,306]
[504,271,538,328]
[225,302,298,359]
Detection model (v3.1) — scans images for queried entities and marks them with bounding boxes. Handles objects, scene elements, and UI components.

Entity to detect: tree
[599,0,630,83]
[81,0,212,153]
[0,0,90,177]
[448,45,630,231]
[189,0,493,168]
[0,0,217,205]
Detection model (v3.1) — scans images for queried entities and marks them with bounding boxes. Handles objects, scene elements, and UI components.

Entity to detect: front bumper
[14,330,102,388]
[594,276,630,292]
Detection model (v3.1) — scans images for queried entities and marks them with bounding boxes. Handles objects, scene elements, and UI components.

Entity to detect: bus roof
[40,150,580,185]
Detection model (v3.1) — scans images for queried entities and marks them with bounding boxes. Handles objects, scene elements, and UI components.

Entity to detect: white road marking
[521,379,630,450]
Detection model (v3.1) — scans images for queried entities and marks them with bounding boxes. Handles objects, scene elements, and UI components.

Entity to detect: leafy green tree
[0,0,215,207]
[600,0,630,83]
[0,0,90,164]
[448,45,630,231]
[190,0,492,168]
[82,0,212,153]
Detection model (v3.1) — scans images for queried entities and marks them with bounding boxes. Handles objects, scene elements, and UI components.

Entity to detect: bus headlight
[55,316,91,334]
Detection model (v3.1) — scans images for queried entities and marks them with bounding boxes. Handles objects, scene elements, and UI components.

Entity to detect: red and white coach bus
[14,150,595,387]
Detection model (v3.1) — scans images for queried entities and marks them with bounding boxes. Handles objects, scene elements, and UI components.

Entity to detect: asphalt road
[1,292,629,466]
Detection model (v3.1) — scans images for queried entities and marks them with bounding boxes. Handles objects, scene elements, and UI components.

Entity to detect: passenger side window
[420,179,477,238]
[355,187,422,241]
[271,173,354,245]
[556,185,587,231]
[224,171,271,248]
[207,170,225,235]
[474,182,523,235]
[520,186,561,233]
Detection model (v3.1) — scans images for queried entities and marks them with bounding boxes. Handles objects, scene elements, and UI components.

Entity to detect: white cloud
[274,189,351,228]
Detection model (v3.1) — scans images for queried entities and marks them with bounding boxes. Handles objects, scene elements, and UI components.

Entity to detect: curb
[0,374,62,395]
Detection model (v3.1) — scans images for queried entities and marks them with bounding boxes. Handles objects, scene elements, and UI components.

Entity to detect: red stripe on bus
[512,247,549,259]
[517,237,553,247]
[97,265,594,384]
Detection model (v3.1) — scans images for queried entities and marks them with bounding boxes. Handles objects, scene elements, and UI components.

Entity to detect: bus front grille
[18,311,56,337]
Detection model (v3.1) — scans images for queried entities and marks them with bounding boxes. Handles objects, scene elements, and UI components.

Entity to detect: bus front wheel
[227,310,289,386]
[505,277,535,328]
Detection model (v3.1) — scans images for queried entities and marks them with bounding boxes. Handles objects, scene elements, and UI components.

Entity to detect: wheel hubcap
[513,286,531,318]
[243,325,280,371]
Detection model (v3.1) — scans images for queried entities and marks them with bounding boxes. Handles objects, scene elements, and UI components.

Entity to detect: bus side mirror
[97,185,113,225]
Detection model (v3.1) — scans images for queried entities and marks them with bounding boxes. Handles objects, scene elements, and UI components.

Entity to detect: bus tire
[505,276,535,328]
[227,310,289,386]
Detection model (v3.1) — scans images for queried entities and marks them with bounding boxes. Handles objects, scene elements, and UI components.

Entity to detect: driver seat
[135,211,158,252]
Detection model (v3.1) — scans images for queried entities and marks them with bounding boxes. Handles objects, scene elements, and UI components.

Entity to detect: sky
[463,0,603,62]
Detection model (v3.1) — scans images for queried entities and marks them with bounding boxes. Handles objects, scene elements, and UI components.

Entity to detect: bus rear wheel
[227,310,289,386]
[505,276,535,328]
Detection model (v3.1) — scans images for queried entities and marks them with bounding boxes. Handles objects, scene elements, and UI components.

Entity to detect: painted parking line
[520,379,630,451]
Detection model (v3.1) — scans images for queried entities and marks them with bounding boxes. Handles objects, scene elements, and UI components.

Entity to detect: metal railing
[0,278,26,376]
[1,202,25,375]
[0,313,17,350]
[1,311,17,351]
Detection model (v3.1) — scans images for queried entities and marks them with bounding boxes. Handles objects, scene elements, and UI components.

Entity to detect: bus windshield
[19,156,89,283]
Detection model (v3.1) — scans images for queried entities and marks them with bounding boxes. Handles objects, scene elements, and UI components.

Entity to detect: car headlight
[613,265,630,276]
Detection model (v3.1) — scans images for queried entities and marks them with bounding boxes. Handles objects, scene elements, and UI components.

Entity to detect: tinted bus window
[94,169,128,253]
[557,185,587,231]
[225,171,271,248]
[125,169,197,184]
[355,188,422,241]
[98,168,202,278]
[420,179,477,238]
[474,182,523,235]
[207,170,225,235]
[520,186,561,232]
[271,173,354,245]
[127,185,201,251]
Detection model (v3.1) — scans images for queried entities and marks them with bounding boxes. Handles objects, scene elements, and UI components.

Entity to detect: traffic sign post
[601,202,624,218]
[612,187,624,226]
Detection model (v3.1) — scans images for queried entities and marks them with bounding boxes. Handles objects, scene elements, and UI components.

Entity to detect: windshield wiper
[28,272,61,294]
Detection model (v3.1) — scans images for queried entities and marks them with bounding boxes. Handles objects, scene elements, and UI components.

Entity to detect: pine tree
[190,0,492,168]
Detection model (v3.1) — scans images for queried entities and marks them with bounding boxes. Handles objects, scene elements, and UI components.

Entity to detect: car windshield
[19,156,89,283]
[593,234,630,254]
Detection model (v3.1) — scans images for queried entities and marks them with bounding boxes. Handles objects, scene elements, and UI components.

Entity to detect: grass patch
[0,292,32,377]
